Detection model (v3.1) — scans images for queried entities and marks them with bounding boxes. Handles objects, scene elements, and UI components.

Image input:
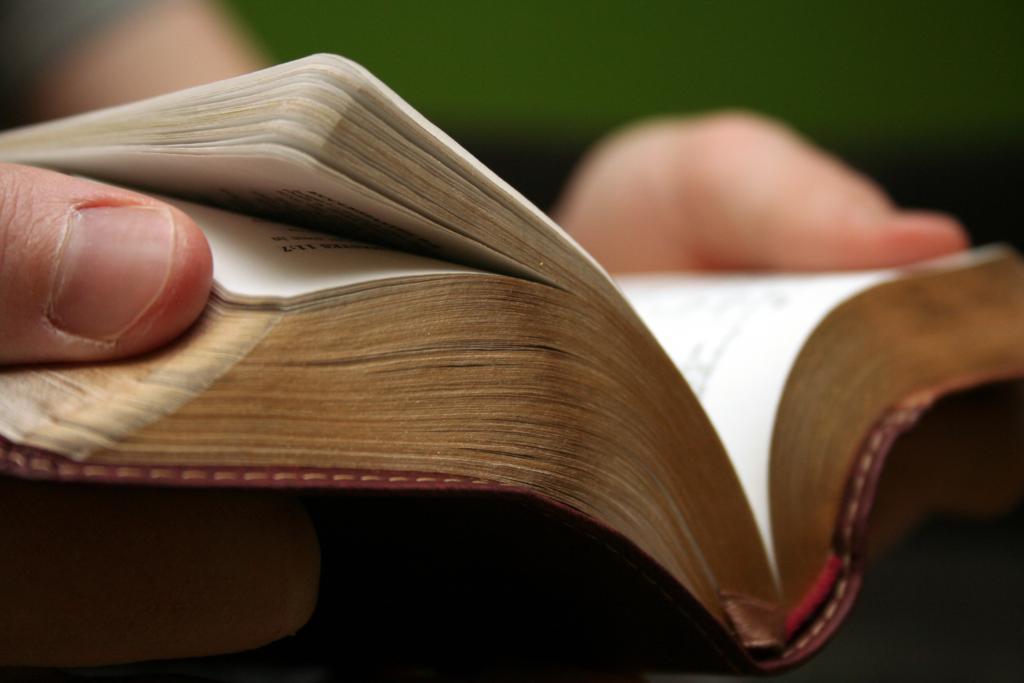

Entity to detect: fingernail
[49,206,177,340]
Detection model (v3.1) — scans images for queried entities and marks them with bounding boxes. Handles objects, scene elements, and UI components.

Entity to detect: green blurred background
[228,0,1024,154]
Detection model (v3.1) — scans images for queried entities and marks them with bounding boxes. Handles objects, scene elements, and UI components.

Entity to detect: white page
[162,197,480,303]
[617,250,1000,572]
[29,148,534,283]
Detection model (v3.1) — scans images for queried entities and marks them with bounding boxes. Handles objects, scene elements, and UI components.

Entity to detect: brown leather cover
[0,376,1019,673]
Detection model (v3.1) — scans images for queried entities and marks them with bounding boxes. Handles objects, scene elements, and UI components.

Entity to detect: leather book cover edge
[0,435,756,673]
[3,368,1020,673]
[764,368,1024,673]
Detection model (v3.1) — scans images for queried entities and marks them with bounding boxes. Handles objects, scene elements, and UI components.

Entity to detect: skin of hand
[0,1,970,670]
[0,166,212,364]
[554,112,968,272]
[0,0,323,668]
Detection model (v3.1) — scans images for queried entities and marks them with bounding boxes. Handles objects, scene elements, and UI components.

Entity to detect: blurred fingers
[555,112,968,272]
[0,478,320,667]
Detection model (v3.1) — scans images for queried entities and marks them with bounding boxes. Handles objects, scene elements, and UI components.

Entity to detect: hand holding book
[0,52,1018,674]
[0,114,967,361]
[0,105,978,668]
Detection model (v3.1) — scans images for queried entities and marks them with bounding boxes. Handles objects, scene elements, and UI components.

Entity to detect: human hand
[554,112,968,272]
[0,164,211,363]
[0,110,965,670]
[0,164,320,666]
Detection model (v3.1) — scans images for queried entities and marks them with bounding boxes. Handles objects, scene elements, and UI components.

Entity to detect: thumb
[0,164,212,364]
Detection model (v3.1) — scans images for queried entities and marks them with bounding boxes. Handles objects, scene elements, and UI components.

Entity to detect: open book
[0,55,1022,672]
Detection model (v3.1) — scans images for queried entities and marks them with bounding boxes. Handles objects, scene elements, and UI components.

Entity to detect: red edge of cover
[765,369,1024,673]
[765,399,929,671]
[784,554,843,641]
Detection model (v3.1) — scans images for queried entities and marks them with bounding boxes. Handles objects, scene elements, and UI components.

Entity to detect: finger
[0,164,212,364]
[0,478,320,667]
[554,113,968,272]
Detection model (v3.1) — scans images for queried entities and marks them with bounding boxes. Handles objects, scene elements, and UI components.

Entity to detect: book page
[29,149,533,282]
[619,270,894,568]
[618,248,1002,570]
[161,197,479,304]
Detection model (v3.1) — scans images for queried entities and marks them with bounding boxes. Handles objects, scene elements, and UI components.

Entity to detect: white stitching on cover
[0,442,740,670]
[786,405,925,656]
[0,449,503,488]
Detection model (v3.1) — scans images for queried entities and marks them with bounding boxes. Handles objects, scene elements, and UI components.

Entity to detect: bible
[0,54,1021,673]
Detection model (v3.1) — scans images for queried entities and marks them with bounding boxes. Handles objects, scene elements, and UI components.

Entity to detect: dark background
[196,2,1024,680]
